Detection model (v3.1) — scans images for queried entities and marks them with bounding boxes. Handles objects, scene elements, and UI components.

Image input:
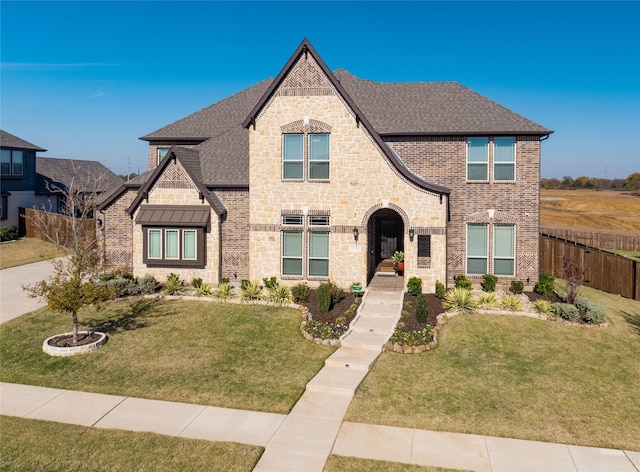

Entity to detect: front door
[366,209,404,282]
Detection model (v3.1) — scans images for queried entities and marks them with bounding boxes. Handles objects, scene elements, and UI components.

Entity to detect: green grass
[324,456,469,471]
[601,248,640,261]
[0,298,335,414]
[0,237,63,269]
[0,415,262,471]
[346,285,640,451]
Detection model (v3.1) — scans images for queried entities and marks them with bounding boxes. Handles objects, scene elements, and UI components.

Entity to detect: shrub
[220,277,230,284]
[240,279,250,290]
[99,277,139,298]
[500,294,523,312]
[335,316,347,326]
[138,274,158,294]
[435,281,446,299]
[317,282,334,313]
[0,227,13,241]
[562,259,585,305]
[534,272,555,296]
[268,284,294,305]
[194,282,213,297]
[407,277,422,296]
[304,320,347,340]
[213,282,233,299]
[481,274,498,292]
[553,302,580,322]
[533,299,553,317]
[509,280,524,294]
[401,310,410,317]
[240,280,263,301]
[454,275,472,289]
[442,287,477,314]
[331,284,345,305]
[291,282,310,302]
[191,277,203,289]
[477,292,500,309]
[404,300,413,308]
[262,276,278,290]
[574,295,592,312]
[416,293,428,323]
[164,273,184,295]
[584,304,607,325]
[389,326,433,346]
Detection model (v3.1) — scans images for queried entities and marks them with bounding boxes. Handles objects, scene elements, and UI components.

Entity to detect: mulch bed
[47,333,103,347]
[301,290,359,324]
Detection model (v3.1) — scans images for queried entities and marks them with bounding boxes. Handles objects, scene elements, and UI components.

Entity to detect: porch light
[352,227,359,242]
[408,227,415,242]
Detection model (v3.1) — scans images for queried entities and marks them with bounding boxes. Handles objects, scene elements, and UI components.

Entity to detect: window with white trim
[281,214,330,278]
[282,133,330,181]
[494,137,515,181]
[1,149,23,176]
[467,136,516,182]
[466,224,488,274]
[493,224,515,275]
[466,223,515,276]
[144,227,204,266]
[466,138,488,181]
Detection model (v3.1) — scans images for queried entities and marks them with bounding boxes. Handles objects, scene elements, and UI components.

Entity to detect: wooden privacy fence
[541,227,639,251]
[540,233,639,301]
[21,208,96,248]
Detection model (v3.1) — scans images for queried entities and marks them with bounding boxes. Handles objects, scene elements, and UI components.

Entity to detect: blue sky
[1,1,639,179]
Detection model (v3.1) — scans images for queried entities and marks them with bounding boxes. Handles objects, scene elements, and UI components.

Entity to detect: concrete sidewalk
[1,382,638,472]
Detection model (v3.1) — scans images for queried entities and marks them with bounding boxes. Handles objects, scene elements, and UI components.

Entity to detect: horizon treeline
[541,172,640,190]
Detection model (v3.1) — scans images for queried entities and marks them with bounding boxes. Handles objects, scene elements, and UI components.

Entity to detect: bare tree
[25,165,115,343]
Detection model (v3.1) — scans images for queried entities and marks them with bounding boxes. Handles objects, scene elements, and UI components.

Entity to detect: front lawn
[0,415,262,472]
[0,237,63,269]
[345,285,640,451]
[0,298,335,414]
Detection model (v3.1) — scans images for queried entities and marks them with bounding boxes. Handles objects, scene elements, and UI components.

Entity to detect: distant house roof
[36,157,123,195]
[0,130,47,152]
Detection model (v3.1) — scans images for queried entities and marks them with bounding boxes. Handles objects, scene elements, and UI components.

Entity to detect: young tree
[24,165,115,343]
[562,258,585,305]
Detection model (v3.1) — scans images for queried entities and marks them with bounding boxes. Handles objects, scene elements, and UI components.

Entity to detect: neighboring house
[98,39,552,291]
[0,130,47,228]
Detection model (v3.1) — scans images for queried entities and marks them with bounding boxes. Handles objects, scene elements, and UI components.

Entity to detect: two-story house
[98,39,552,291]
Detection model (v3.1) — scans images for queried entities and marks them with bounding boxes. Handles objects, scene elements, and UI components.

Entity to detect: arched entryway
[366,208,405,283]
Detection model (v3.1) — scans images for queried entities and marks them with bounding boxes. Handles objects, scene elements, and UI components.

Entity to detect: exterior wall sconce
[352,227,359,242]
[408,227,415,242]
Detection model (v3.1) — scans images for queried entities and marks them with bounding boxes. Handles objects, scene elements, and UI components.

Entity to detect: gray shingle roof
[334,69,551,135]
[36,157,123,195]
[0,130,47,151]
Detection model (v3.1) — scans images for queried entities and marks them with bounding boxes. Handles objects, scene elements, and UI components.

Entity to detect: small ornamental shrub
[194,282,213,297]
[191,277,203,289]
[533,299,553,317]
[335,316,347,326]
[0,227,13,241]
[240,280,263,301]
[220,277,230,285]
[478,292,500,309]
[396,321,405,330]
[481,274,498,292]
[291,282,310,302]
[553,302,580,322]
[534,272,555,296]
[262,276,278,290]
[268,284,294,305]
[435,281,446,299]
[563,259,585,305]
[240,279,250,290]
[574,295,592,312]
[401,310,410,317]
[416,293,428,323]
[213,282,233,299]
[500,294,523,312]
[509,280,524,294]
[164,273,184,295]
[584,303,607,325]
[454,275,472,289]
[138,274,158,294]
[404,300,413,308]
[443,287,477,314]
[99,277,139,298]
[317,282,334,313]
[407,277,422,296]
[331,284,345,306]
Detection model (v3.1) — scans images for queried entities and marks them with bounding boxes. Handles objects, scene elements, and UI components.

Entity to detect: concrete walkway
[2,262,639,471]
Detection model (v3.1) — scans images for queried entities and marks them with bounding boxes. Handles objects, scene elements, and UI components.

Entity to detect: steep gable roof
[0,130,47,151]
[334,70,551,135]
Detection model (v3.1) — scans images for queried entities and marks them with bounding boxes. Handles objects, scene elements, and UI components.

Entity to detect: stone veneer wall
[130,160,221,284]
[100,188,137,269]
[386,136,541,288]
[248,53,448,291]
[216,188,250,281]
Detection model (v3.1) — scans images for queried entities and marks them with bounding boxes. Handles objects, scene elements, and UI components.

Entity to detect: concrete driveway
[0,259,57,324]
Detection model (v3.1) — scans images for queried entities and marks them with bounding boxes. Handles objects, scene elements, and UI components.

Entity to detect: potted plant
[393,251,404,272]
[351,281,363,296]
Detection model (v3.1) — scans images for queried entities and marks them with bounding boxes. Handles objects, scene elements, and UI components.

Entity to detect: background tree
[25,165,115,343]
[624,172,640,191]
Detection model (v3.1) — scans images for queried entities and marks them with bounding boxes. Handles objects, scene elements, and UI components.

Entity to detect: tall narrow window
[467,137,488,181]
[165,229,179,260]
[283,134,303,179]
[183,230,197,260]
[1,150,23,176]
[467,224,488,274]
[494,137,515,181]
[494,224,515,275]
[282,231,303,275]
[148,229,162,259]
[309,134,330,179]
[0,150,9,175]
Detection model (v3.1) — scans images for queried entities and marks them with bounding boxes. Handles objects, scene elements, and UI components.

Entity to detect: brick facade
[100,188,136,269]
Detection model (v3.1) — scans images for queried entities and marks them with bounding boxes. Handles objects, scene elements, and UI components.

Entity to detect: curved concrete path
[2,262,639,471]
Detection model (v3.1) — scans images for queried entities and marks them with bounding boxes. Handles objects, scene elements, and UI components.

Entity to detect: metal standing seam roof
[135,205,211,226]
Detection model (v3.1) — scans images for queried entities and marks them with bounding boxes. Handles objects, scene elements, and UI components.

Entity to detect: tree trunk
[72,311,78,344]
